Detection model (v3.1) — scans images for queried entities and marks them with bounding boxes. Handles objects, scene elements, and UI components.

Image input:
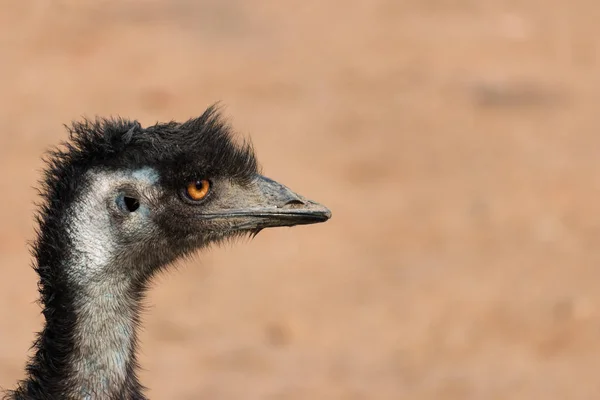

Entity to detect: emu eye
[186,179,211,201]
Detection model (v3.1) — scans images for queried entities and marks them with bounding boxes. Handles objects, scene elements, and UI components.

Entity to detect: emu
[4,107,331,399]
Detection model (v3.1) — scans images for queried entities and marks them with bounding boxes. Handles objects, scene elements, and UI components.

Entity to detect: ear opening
[124,196,140,212]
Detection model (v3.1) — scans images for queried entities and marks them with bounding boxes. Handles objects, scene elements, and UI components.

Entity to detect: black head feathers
[54,105,258,189]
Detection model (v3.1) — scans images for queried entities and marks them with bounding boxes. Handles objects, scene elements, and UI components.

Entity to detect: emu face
[78,166,330,281]
[60,107,330,283]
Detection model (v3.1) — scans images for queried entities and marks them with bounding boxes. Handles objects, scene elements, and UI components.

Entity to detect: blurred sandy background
[1,0,600,399]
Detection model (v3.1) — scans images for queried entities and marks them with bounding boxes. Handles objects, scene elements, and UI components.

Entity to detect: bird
[4,106,331,400]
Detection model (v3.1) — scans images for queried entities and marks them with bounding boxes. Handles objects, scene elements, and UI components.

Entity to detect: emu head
[40,107,331,285]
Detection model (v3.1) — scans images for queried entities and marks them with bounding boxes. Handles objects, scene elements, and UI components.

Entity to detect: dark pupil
[195,181,204,190]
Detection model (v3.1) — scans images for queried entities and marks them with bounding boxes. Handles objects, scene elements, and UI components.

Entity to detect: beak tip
[308,200,332,222]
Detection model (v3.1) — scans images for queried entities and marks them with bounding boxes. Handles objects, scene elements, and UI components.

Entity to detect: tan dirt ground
[1,1,600,399]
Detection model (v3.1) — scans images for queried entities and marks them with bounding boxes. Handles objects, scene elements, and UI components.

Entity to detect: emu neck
[69,273,140,398]
[18,172,149,399]
[21,240,146,399]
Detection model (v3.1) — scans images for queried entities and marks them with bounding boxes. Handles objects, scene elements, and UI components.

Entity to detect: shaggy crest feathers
[57,105,257,183]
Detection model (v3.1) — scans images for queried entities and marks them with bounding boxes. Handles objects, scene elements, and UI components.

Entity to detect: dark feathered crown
[59,105,257,180]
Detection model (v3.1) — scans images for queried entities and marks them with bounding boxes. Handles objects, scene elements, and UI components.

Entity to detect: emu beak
[202,175,331,230]
[249,175,332,226]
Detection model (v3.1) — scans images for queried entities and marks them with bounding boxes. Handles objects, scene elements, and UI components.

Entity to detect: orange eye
[186,179,211,201]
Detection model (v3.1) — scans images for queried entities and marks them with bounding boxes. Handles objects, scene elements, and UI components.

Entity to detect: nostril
[282,199,306,208]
